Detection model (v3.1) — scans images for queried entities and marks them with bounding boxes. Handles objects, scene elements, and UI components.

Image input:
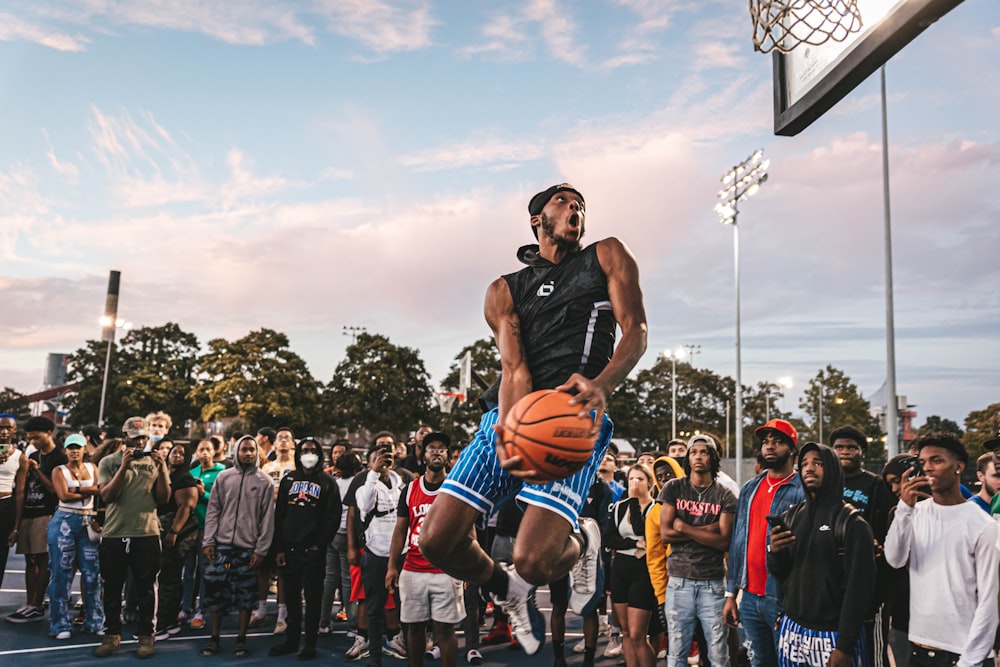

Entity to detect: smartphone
[765,514,788,531]
[899,455,921,476]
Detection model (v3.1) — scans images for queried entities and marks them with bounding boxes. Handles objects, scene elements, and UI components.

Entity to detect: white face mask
[300,453,320,469]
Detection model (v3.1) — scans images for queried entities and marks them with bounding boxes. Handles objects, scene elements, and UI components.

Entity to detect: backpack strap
[834,503,860,557]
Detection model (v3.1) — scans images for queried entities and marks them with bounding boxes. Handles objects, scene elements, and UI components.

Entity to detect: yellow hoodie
[645,455,686,604]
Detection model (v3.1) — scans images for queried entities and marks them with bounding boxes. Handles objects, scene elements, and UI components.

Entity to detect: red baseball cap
[754,419,798,446]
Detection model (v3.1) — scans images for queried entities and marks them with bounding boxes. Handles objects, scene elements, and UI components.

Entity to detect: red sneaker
[483,622,512,645]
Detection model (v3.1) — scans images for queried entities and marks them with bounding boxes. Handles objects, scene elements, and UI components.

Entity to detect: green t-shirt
[97,450,162,538]
[191,463,226,527]
[990,491,1000,515]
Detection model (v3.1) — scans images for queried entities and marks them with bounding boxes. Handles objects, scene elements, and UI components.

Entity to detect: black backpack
[783,501,860,556]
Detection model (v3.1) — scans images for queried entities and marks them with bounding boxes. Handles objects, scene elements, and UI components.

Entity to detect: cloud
[459,0,585,66]
[0,11,89,51]
[313,0,436,55]
[399,136,545,172]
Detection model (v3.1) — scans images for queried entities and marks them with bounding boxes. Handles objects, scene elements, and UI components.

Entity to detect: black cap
[528,183,585,216]
[983,432,1000,451]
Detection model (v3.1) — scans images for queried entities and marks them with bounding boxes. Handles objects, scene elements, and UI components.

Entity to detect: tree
[0,388,30,423]
[190,329,322,434]
[65,323,201,429]
[916,415,963,438]
[437,338,501,441]
[798,365,883,457]
[964,403,1000,454]
[325,332,433,437]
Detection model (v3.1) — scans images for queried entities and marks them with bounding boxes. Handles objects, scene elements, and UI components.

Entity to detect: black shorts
[609,553,657,611]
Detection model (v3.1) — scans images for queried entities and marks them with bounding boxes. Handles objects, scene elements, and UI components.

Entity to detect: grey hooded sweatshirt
[203,435,275,555]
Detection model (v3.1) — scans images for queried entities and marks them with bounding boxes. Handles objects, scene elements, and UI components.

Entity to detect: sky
[1,0,998,429]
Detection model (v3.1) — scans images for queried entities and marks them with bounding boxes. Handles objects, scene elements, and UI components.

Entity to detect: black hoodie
[273,438,341,552]
[767,442,875,654]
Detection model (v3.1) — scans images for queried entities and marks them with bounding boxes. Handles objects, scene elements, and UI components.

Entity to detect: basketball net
[436,392,464,414]
[749,0,862,54]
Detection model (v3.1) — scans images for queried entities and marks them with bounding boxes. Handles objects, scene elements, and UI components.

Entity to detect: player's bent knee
[513,550,557,586]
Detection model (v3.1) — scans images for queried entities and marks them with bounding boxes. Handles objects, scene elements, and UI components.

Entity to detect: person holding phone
[767,443,875,667]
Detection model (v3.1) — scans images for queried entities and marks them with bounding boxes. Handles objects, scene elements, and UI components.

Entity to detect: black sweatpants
[99,535,161,636]
[281,548,326,648]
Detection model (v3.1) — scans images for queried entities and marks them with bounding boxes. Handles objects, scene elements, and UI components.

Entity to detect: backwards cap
[528,183,585,216]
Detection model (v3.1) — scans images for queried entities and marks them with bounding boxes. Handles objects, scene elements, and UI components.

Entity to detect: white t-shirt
[885,498,999,667]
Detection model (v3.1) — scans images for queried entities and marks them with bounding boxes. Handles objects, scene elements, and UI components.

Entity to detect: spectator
[605,464,658,667]
[199,435,275,658]
[188,438,227,631]
[145,411,172,449]
[0,413,27,593]
[46,433,103,639]
[398,424,433,475]
[257,427,277,465]
[645,455,685,662]
[94,416,171,659]
[660,434,736,667]
[388,432,465,667]
[830,424,895,667]
[320,448,362,635]
[885,433,999,667]
[981,432,1000,513]
[724,419,806,667]
[768,443,875,667]
[211,435,233,469]
[879,454,913,667]
[666,439,688,460]
[968,453,998,512]
[356,434,408,665]
[259,427,296,632]
[155,441,201,639]
[269,437,340,660]
[8,416,66,624]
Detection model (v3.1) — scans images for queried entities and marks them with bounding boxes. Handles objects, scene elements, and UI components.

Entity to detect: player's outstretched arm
[559,237,647,420]
[485,276,535,478]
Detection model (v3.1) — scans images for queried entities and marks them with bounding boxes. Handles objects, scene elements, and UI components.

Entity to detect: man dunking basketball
[421,183,648,657]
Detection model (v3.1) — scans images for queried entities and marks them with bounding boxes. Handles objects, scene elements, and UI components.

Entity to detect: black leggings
[0,497,14,590]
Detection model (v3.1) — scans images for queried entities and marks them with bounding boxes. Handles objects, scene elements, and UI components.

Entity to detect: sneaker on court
[482,622,512,645]
[657,636,667,659]
[688,640,701,665]
[55,630,72,640]
[568,518,602,615]
[466,648,484,665]
[426,645,442,660]
[573,637,587,653]
[384,633,407,659]
[604,634,623,658]
[318,622,332,635]
[189,612,205,630]
[335,611,347,622]
[491,563,545,656]
[249,609,267,628]
[7,606,45,623]
[273,619,288,635]
[344,635,369,661]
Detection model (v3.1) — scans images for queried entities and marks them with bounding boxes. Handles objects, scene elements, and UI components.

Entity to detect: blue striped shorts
[777,614,868,667]
[440,407,614,529]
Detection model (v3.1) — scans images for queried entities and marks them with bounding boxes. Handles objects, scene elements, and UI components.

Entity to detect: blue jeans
[740,592,781,667]
[46,510,104,634]
[666,577,729,667]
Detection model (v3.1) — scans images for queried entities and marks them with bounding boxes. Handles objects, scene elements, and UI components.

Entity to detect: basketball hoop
[750,0,862,54]
[436,392,465,414]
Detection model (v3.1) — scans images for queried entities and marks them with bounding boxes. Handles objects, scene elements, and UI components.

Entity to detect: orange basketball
[502,389,597,484]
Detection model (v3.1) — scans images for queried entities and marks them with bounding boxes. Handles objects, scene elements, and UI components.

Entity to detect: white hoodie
[355,469,403,558]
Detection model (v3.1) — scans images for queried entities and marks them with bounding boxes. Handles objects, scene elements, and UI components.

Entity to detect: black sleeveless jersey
[505,242,617,391]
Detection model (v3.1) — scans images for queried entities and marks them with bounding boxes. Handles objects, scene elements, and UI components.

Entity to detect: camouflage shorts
[202,546,257,613]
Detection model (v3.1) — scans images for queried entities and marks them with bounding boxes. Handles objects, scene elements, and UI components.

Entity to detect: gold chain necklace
[764,472,795,493]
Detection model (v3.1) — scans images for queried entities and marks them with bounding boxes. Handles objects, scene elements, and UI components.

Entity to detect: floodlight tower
[715,149,769,486]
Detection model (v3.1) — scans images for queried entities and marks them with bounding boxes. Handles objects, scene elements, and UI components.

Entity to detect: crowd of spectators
[1,408,998,667]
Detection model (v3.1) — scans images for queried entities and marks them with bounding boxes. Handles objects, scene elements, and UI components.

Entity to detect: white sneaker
[55,630,72,640]
[491,563,545,656]
[573,637,587,653]
[599,620,611,636]
[426,645,442,660]
[466,648,484,665]
[604,634,623,658]
[384,633,407,659]
[273,619,287,635]
[569,518,602,615]
[344,635,369,661]
[249,609,267,628]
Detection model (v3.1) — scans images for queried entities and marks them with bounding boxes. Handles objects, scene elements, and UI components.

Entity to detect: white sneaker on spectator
[426,645,442,660]
[344,635,369,661]
[384,633,407,659]
[573,638,587,653]
[604,634,623,658]
[466,649,484,665]
[272,619,287,635]
[568,518,602,614]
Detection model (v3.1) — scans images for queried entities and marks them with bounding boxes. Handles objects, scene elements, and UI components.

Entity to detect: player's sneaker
[491,563,545,656]
[568,518,603,615]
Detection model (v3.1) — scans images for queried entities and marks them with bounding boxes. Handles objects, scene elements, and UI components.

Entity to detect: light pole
[715,149,769,486]
[342,325,367,344]
[817,375,824,443]
[766,376,793,422]
[662,348,687,441]
[97,315,132,427]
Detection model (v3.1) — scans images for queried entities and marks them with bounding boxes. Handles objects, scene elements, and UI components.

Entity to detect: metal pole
[765,386,770,423]
[818,376,824,444]
[881,65,899,458]
[97,334,113,427]
[671,355,677,441]
[734,213,743,487]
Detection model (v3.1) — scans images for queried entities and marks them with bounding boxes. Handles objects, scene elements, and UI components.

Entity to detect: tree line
[2,321,996,457]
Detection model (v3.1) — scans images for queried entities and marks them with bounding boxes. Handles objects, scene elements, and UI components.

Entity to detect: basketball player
[421,183,648,655]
